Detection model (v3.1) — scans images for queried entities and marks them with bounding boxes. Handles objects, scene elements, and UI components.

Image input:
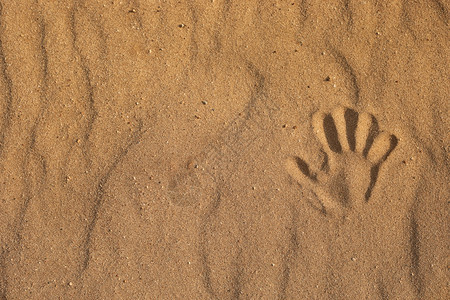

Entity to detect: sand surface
[0,0,448,299]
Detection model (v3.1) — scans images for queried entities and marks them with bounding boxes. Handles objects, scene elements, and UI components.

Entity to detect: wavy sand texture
[0,0,448,299]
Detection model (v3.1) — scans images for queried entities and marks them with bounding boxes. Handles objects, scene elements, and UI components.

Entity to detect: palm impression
[286,106,398,217]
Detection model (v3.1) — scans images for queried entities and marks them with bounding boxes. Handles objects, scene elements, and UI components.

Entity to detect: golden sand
[0,1,448,299]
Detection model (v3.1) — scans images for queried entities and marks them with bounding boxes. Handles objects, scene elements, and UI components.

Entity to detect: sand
[0,0,448,299]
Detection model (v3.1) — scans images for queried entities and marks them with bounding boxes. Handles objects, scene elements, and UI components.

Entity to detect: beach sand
[0,0,448,299]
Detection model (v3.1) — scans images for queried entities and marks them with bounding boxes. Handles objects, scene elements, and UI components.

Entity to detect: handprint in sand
[286,106,398,218]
